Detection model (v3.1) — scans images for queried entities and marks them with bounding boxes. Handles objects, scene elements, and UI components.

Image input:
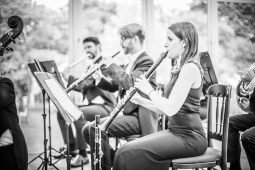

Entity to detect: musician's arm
[135,63,198,117]
[249,91,255,113]
[103,58,155,90]
[0,78,15,107]
[131,94,164,115]
[97,78,119,92]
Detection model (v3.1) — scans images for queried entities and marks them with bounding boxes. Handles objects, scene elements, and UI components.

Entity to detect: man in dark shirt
[228,63,255,170]
[56,37,116,167]
[82,23,158,170]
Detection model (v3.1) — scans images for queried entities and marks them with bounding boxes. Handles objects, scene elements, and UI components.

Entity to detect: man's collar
[129,49,145,63]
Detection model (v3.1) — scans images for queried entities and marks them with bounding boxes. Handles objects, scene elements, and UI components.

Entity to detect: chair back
[207,84,232,168]
[156,83,167,130]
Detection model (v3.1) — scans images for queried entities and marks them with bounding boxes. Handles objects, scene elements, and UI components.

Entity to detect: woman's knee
[241,130,255,147]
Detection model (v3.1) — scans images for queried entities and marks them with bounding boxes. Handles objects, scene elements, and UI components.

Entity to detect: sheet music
[44,79,82,121]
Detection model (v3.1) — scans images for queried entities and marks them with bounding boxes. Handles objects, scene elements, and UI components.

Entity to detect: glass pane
[154,0,208,84]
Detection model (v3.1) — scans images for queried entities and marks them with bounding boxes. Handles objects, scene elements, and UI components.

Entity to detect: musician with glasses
[112,22,207,170]
[55,37,117,167]
[82,23,158,170]
[228,63,255,170]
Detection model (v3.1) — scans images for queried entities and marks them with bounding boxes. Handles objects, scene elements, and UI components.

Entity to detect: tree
[190,0,255,71]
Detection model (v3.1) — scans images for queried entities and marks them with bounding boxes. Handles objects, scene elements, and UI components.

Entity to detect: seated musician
[82,23,158,170]
[0,76,28,170]
[228,63,255,170]
[112,22,207,170]
[55,37,117,167]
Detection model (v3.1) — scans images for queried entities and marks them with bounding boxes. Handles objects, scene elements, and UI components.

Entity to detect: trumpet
[65,51,120,93]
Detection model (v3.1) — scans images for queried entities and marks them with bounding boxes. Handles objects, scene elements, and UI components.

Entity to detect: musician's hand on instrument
[91,69,103,85]
[246,77,255,94]
[237,97,250,112]
[130,92,148,105]
[135,75,154,96]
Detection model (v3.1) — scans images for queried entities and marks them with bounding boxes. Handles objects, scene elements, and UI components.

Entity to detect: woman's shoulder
[182,61,201,73]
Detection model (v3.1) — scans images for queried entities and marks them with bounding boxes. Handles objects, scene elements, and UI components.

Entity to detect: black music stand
[199,51,218,120]
[27,60,51,170]
[27,60,64,169]
[34,71,82,170]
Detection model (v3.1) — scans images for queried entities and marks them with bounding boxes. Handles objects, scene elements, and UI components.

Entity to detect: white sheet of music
[44,79,82,121]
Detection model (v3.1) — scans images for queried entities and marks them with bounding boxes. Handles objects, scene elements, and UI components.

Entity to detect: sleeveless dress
[112,61,207,170]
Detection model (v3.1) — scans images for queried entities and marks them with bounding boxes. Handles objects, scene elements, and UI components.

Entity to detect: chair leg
[115,138,119,150]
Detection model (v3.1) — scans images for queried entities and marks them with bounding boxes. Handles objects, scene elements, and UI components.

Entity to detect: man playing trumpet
[55,37,117,167]
[228,63,255,170]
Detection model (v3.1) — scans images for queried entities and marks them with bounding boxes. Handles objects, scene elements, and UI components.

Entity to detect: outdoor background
[0,0,255,169]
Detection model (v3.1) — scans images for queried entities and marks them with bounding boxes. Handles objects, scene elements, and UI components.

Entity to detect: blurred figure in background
[228,63,255,170]
[56,37,116,167]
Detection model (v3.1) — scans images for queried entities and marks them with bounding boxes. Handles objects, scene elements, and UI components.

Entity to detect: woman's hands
[134,75,154,96]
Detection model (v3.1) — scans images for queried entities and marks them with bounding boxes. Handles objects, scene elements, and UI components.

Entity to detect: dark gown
[112,61,207,170]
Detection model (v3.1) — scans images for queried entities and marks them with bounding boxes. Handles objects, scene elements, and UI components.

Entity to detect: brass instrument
[65,51,120,93]
[99,51,168,133]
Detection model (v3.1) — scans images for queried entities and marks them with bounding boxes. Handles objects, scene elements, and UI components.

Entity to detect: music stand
[39,60,65,88]
[27,60,52,170]
[34,71,82,170]
[27,60,64,169]
[38,60,66,165]
[199,51,218,120]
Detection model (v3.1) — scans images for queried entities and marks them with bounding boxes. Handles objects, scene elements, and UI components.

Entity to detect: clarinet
[94,115,103,170]
[66,51,120,93]
[99,51,168,133]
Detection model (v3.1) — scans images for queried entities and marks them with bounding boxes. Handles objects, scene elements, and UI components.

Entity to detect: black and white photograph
[0,0,255,170]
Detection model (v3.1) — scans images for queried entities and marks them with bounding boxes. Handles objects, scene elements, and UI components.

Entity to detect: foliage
[0,0,68,98]
[80,0,117,37]
[189,0,255,71]
[0,0,116,99]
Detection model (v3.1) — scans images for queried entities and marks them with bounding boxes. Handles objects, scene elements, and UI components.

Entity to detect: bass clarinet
[99,51,168,133]
[94,115,103,170]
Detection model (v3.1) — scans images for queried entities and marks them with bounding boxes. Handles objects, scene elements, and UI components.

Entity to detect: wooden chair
[171,84,232,170]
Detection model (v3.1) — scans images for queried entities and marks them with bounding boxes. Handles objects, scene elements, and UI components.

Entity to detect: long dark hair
[164,22,199,97]
[169,22,198,69]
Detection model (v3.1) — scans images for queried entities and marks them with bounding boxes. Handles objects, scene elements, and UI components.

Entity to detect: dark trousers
[0,144,18,170]
[82,113,142,170]
[227,113,255,170]
[57,104,110,151]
